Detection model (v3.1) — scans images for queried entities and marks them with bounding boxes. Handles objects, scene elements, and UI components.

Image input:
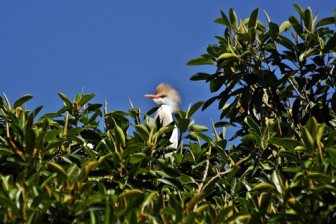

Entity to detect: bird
[145,83,180,154]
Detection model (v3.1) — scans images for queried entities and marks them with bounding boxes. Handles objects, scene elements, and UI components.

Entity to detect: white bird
[145,83,180,153]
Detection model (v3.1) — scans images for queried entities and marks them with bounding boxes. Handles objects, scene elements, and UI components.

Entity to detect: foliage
[187,4,336,223]
[189,5,336,139]
[0,4,336,224]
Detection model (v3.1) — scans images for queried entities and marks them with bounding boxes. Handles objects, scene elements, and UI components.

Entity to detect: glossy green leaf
[58,92,72,108]
[77,93,95,107]
[303,7,313,32]
[279,20,291,33]
[13,94,33,108]
[186,101,204,118]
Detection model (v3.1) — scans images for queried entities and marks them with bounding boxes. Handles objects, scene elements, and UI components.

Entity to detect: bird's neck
[156,105,174,126]
[153,97,178,113]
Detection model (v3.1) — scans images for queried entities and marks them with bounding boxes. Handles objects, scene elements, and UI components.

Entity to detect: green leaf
[157,178,183,191]
[244,116,261,137]
[269,22,279,40]
[115,125,126,147]
[190,73,211,81]
[48,162,68,179]
[77,93,95,107]
[190,132,214,146]
[272,171,283,195]
[302,126,315,151]
[187,57,213,66]
[129,153,146,164]
[306,172,331,183]
[278,35,295,50]
[278,151,304,165]
[58,92,72,108]
[123,143,143,158]
[229,8,238,29]
[104,203,112,224]
[141,191,158,214]
[289,15,303,35]
[316,17,336,27]
[215,10,230,26]
[67,127,85,137]
[13,94,33,108]
[299,48,316,62]
[248,8,259,29]
[186,193,204,213]
[293,4,304,18]
[186,101,204,118]
[189,124,208,132]
[303,7,313,32]
[324,34,336,52]
[279,21,291,33]
[135,124,150,141]
[202,96,217,111]
[178,174,196,185]
[217,52,238,60]
[177,118,190,133]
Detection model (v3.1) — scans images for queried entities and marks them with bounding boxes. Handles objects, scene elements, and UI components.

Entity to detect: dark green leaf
[187,101,204,118]
[293,4,304,18]
[177,118,190,133]
[229,8,238,29]
[202,96,218,111]
[269,22,279,40]
[190,73,211,81]
[288,16,303,35]
[77,93,95,107]
[58,92,72,108]
[157,178,183,191]
[215,10,230,26]
[316,17,336,27]
[129,153,145,164]
[303,7,313,32]
[13,94,33,108]
[324,34,336,52]
[248,8,259,29]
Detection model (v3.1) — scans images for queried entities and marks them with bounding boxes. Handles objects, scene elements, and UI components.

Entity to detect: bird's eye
[160,94,166,98]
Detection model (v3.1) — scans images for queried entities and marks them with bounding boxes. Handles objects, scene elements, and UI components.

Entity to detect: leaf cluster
[189,5,336,140]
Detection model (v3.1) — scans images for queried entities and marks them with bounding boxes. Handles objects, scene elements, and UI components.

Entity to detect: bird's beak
[145,94,160,99]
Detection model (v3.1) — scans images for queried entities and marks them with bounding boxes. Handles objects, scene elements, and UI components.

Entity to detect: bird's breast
[156,105,174,126]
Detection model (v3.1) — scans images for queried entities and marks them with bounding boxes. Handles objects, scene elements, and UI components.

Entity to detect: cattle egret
[145,83,180,155]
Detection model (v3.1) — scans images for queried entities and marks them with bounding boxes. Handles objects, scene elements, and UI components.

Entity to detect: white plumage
[145,83,180,151]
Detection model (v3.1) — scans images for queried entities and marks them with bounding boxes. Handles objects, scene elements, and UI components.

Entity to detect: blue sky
[0,1,334,140]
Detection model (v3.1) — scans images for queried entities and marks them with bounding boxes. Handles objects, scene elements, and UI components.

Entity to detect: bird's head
[145,83,181,112]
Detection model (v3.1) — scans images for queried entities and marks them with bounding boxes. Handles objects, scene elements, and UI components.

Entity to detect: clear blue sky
[0,1,334,139]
